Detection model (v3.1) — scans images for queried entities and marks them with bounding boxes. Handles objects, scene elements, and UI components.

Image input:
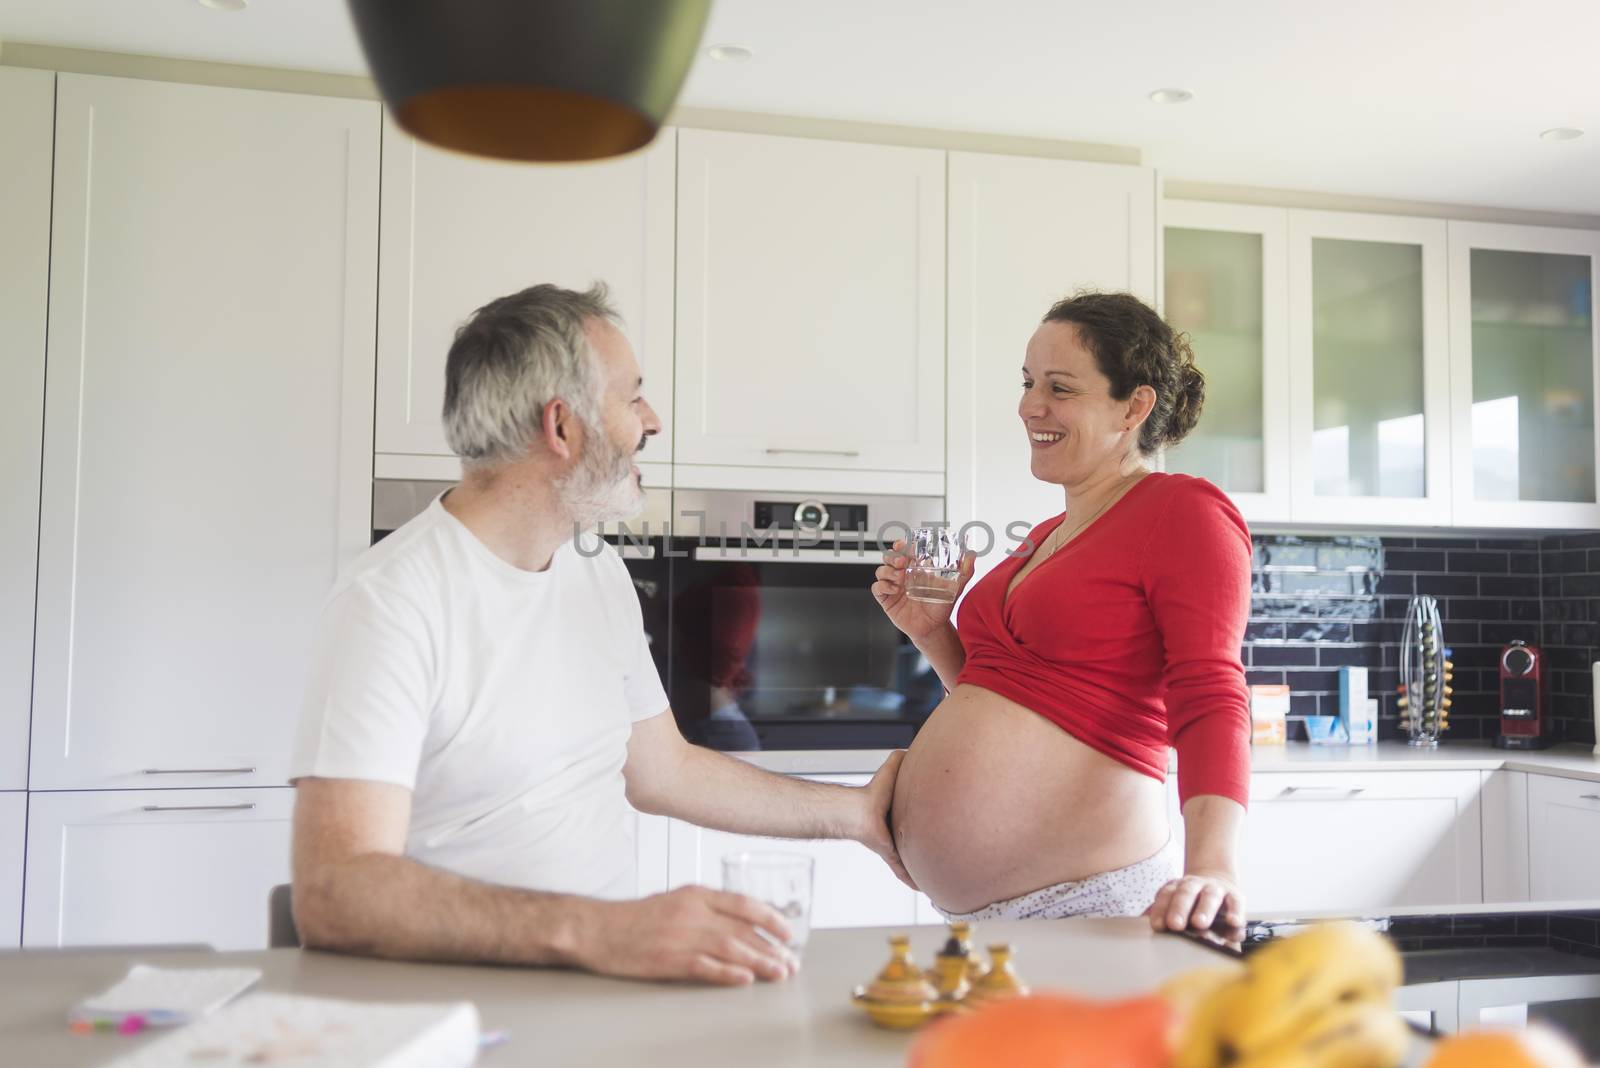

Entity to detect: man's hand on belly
[569,887,799,986]
[860,750,917,890]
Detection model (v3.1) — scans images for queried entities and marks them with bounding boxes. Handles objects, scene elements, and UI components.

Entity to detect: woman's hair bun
[1162,336,1205,448]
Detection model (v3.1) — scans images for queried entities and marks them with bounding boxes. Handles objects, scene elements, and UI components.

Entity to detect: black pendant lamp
[346,0,713,163]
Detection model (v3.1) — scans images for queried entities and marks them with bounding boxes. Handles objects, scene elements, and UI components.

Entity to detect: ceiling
[2,0,1596,214]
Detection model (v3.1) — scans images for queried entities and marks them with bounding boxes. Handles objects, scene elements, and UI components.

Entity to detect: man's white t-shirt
[290,496,668,900]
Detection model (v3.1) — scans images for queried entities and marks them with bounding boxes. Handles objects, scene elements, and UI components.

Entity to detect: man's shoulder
[328,507,455,612]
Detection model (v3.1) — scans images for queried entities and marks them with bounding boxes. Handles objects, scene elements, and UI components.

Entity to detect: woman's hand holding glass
[872,537,975,644]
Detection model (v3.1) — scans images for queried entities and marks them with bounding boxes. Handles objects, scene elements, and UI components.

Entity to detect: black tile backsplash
[1540,531,1600,747]
[1244,531,1599,746]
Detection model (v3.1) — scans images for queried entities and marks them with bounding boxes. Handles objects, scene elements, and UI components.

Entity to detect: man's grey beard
[557,422,645,528]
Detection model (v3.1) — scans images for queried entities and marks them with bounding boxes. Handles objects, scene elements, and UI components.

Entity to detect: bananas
[1170,922,1408,1068]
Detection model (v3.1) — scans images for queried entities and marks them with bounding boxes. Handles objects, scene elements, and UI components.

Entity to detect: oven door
[667,539,942,752]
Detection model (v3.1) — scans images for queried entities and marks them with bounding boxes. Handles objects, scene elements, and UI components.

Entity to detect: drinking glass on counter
[723,851,814,950]
[904,526,966,604]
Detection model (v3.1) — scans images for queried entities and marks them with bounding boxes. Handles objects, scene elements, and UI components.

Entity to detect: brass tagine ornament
[851,934,938,1030]
[966,943,1030,1007]
[924,922,976,1013]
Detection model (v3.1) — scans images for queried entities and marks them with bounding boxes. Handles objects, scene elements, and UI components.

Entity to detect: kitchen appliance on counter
[1496,640,1554,750]
[666,488,946,752]
[1238,907,1600,1053]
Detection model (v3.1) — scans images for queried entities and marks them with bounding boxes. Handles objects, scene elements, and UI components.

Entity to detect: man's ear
[541,398,578,461]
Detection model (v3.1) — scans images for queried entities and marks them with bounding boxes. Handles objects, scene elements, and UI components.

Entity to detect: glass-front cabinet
[1287,211,1452,526]
[1447,222,1600,528]
[1161,201,1291,522]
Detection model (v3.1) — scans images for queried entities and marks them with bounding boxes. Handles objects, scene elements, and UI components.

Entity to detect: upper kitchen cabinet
[1446,222,1600,529]
[947,151,1155,573]
[674,129,945,494]
[375,121,676,484]
[31,75,379,790]
[1287,211,1452,526]
[1162,201,1292,523]
[0,67,53,791]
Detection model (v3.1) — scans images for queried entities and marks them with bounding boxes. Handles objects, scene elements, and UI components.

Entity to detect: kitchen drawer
[1242,769,1483,913]
[23,788,292,950]
[1528,774,1600,901]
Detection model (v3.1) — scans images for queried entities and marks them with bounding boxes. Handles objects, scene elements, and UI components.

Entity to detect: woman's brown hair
[1041,291,1204,456]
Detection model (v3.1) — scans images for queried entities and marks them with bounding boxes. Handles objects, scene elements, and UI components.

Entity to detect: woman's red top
[953,472,1252,807]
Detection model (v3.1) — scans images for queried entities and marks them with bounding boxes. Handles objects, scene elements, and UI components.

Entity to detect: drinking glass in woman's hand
[872,535,973,642]
[904,526,967,604]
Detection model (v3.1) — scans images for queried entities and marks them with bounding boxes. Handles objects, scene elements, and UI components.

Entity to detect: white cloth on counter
[291,494,668,901]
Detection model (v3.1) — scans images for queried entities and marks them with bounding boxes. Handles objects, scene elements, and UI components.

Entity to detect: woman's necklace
[1035,471,1143,563]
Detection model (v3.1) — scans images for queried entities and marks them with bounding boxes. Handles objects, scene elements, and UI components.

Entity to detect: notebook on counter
[108,991,480,1067]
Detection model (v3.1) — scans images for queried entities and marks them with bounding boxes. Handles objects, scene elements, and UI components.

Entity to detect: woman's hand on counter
[1144,870,1245,944]
[872,540,975,643]
[569,887,799,987]
[856,750,918,890]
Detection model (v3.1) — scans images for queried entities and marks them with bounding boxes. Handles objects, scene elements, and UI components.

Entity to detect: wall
[1245,534,1544,743]
[1248,531,1598,746]
[1541,530,1600,747]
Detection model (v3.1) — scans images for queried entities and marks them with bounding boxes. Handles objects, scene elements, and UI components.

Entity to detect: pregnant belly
[892,684,1169,914]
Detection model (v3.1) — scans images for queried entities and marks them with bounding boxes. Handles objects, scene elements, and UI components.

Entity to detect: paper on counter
[73,963,263,1027]
[108,992,481,1068]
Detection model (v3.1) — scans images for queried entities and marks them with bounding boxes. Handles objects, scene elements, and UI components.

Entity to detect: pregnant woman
[875,291,1252,938]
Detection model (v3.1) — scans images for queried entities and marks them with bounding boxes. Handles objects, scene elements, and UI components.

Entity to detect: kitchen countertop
[0,919,1240,1067]
[740,742,1600,783]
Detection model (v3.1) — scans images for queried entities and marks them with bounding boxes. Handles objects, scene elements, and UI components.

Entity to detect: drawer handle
[1280,785,1366,797]
[763,448,862,458]
[1581,794,1600,802]
[142,766,256,775]
[141,802,257,813]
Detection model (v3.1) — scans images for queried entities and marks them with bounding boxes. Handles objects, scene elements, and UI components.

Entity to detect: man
[290,283,908,986]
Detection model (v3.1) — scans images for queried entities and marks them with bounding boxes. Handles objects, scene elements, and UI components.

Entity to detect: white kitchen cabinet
[0,793,24,946]
[23,788,292,950]
[376,121,676,485]
[1446,222,1600,529]
[1528,774,1600,900]
[1243,770,1482,913]
[30,75,379,790]
[0,67,53,791]
[663,775,934,928]
[1480,769,1531,903]
[1161,201,1293,524]
[674,129,945,494]
[947,151,1156,579]
[1287,210,1452,527]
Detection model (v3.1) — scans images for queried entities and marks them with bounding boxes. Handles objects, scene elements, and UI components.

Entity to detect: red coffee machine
[1494,640,1552,749]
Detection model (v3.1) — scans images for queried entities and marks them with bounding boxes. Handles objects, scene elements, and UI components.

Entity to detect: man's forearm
[915,623,967,691]
[1180,793,1245,878]
[638,745,868,842]
[295,851,598,966]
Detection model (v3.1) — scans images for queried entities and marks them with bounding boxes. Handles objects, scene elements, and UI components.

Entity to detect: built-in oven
[661,489,946,752]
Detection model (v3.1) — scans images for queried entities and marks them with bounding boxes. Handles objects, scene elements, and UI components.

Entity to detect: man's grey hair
[442,282,622,468]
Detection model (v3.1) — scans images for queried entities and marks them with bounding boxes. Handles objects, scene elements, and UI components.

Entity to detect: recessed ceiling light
[197,0,248,9]
[706,44,754,62]
[1149,88,1194,105]
[1540,127,1584,142]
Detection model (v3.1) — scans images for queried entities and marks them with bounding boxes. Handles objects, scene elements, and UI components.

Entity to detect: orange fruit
[906,992,1171,1068]
[1425,1026,1587,1068]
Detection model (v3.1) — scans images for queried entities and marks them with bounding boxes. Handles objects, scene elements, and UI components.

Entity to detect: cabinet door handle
[763,447,861,458]
[140,802,257,813]
[1280,785,1366,797]
[142,766,256,775]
